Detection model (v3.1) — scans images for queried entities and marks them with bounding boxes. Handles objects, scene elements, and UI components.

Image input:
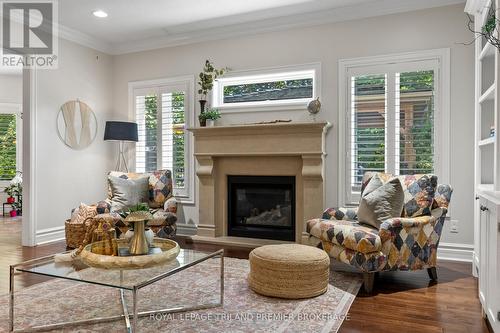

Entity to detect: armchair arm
[378,215,445,269]
[380,215,437,230]
[321,207,358,221]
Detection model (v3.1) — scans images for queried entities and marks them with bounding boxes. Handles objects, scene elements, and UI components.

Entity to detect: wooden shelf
[479,137,495,147]
[480,42,495,60]
[480,83,496,104]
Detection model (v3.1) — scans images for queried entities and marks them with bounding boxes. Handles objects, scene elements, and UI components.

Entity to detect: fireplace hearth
[227,176,295,241]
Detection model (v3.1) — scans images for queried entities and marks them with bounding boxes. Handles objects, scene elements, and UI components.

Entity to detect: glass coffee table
[9,248,224,332]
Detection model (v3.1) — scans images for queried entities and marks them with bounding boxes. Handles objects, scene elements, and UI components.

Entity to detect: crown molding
[58,0,466,55]
[58,23,114,54]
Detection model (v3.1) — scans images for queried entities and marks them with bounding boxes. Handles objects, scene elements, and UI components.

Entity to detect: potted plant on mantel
[198,108,221,127]
[197,60,228,126]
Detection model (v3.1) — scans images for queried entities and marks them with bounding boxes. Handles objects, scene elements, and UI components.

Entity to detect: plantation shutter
[135,90,158,173]
[160,89,186,189]
[134,83,188,196]
[0,114,17,180]
[347,61,436,202]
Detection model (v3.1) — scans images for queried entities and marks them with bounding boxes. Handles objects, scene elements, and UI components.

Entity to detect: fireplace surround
[188,121,331,247]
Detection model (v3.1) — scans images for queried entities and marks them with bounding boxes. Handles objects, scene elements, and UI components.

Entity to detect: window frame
[128,75,195,203]
[338,49,450,206]
[212,63,321,113]
[0,103,22,188]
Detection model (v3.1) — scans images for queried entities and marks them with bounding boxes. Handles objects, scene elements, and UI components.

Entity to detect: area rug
[0,257,362,332]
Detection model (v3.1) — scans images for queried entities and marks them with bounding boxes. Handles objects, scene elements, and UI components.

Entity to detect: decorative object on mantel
[243,119,292,125]
[466,6,500,50]
[199,108,221,127]
[104,121,138,172]
[307,97,322,121]
[197,59,229,121]
[56,100,98,150]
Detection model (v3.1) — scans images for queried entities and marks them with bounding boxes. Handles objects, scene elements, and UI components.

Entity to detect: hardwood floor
[1,218,490,332]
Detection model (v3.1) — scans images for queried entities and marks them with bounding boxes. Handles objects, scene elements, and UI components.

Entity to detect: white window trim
[128,75,195,204]
[212,62,321,113]
[0,103,22,189]
[338,49,451,207]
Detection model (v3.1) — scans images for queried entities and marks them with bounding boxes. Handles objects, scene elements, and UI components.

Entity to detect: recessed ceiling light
[92,10,108,18]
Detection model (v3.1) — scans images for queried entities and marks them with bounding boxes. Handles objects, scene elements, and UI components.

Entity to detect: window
[339,50,450,204]
[0,113,18,180]
[212,64,320,110]
[131,76,194,200]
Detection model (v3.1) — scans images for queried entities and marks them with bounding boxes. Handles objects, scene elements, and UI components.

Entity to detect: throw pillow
[360,172,393,196]
[70,203,97,224]
[107,171,150,200]
[108,175,150,212]
[399,174,438,217]
[357,175,404,229]
[148,170,173,208]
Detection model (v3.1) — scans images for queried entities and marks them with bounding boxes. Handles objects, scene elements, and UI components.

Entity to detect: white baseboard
[36,226,65,245]
[177,223,197,236]
[437,242,474,262]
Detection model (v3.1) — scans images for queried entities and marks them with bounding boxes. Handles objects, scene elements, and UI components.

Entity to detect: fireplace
[227,176,295,241]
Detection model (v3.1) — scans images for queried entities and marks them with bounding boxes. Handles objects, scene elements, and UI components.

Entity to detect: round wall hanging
[56,100,97,150]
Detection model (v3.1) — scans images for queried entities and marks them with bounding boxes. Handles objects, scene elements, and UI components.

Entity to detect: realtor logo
[0,0,58,68]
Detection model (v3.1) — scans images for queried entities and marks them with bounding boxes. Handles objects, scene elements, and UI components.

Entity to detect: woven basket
[64,219,88,249]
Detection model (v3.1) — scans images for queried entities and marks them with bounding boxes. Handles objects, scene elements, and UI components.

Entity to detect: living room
[0,0,496,332]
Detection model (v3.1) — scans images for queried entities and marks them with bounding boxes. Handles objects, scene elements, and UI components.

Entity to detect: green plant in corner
[466,6,500,51]
[3,184,14,197]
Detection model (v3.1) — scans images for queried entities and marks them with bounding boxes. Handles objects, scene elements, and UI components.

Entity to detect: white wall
[0,75,22,104]
[111,4,475,246]
[30,39,114,244]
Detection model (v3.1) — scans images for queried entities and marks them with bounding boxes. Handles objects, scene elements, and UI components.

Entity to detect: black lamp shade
[104,121,138,142]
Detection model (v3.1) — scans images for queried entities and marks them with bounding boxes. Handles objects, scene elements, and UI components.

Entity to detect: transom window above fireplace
[212,63,320,111]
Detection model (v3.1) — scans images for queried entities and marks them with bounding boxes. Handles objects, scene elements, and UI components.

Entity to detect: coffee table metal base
[9,251,224,333]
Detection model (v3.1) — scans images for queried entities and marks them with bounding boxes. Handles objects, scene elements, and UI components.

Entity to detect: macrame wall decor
[57,100,97,150]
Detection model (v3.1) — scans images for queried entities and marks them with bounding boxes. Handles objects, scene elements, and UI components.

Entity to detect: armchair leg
[362,273,375,294]
[427,267,438,281]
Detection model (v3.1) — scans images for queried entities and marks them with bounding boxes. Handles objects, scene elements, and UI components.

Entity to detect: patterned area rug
[0,257,361,332]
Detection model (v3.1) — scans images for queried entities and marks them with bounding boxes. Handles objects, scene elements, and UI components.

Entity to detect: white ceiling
[58,0,466,55]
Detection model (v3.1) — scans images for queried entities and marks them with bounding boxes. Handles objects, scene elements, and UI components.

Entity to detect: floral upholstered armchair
[306,173,452,293]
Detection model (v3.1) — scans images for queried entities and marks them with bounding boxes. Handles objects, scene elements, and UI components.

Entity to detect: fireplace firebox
[227,176,295,241]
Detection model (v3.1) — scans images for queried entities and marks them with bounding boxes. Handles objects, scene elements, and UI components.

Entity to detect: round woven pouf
[248,244,330,299]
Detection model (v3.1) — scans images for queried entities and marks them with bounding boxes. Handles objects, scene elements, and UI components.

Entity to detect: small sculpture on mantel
[307,97,321,122]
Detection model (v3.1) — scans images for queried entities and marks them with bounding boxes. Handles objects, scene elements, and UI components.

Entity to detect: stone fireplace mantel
[187,121,332,247]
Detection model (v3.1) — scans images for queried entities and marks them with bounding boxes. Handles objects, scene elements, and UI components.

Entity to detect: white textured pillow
[357,175,404,229]
[108,175,149,212]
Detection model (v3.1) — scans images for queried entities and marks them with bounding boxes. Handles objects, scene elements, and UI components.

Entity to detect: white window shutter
[348,68,435,198]
[133,80,190,198]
